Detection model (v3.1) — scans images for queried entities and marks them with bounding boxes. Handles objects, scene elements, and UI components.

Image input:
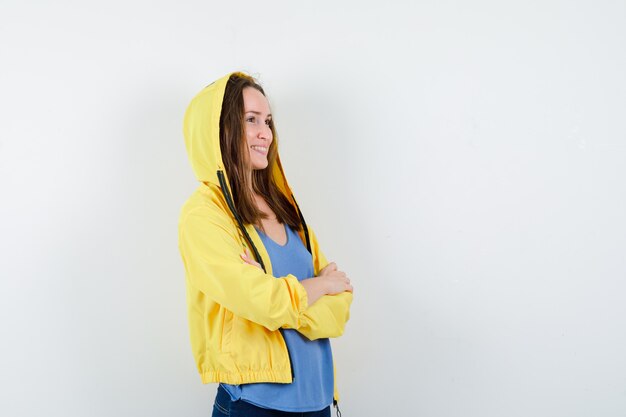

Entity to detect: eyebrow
[245,110,272,117]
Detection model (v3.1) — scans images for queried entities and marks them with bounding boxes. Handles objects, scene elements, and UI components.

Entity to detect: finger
[325,262,337,272]
[241,251,256,263]
[241,254,261,268]
[319,263,335,276]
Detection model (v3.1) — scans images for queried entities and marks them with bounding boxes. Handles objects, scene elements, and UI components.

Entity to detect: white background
[1,1,625,416]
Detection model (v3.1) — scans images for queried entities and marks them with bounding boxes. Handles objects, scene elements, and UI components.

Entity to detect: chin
[254,159,269,169]
[252,161,269,170]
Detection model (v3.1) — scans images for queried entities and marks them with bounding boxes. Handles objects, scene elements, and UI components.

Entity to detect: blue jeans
[212,385,331,417]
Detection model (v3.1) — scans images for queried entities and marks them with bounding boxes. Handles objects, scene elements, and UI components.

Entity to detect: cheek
[245,133,254,147]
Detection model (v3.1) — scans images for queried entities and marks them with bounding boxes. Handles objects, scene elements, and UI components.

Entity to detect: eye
[265,119,272,126]
[246,116,255,123]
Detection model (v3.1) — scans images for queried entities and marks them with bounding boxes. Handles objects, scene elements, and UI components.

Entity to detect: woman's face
[243,86,273,170]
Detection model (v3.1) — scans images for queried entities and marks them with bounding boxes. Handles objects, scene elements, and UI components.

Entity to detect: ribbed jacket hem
[200,370,293,385]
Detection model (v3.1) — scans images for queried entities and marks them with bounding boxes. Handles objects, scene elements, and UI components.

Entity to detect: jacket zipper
[290,193,311,252]
[217,170,266,272]
[280,329,296,381]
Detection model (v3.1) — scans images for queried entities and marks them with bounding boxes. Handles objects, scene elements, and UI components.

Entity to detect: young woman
[179,72,354,417]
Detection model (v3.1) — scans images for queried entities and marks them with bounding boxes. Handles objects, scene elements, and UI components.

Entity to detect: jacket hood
[183,72,233,185]
[183,72,294,195]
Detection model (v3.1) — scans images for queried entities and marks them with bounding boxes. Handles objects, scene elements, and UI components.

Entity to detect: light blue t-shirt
[221,224,334,412]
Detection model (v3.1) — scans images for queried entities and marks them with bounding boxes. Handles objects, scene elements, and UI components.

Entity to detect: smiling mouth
[251,145,268,155]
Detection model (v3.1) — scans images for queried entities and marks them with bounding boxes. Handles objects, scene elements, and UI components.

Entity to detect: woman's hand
[317,262,353,295]
[240,248,262,269]
[300,262,352,305]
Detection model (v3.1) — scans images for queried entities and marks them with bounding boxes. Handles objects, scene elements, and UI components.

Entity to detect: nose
[259,123,272,141]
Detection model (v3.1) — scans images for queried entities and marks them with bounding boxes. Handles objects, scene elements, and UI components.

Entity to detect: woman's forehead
[243,87,271,115]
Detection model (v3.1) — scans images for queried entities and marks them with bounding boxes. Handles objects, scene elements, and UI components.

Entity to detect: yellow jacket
[178,72,353,403]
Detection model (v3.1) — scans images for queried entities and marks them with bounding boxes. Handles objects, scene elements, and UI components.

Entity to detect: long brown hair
[219,73,301,231]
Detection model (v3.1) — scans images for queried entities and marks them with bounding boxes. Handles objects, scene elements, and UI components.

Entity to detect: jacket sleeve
[179,206,309,331]
[296,292,353,340]
[287,225,353,340]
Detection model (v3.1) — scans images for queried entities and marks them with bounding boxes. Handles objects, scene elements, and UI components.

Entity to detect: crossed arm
[241,248,354,340]
[179,206,353,339]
